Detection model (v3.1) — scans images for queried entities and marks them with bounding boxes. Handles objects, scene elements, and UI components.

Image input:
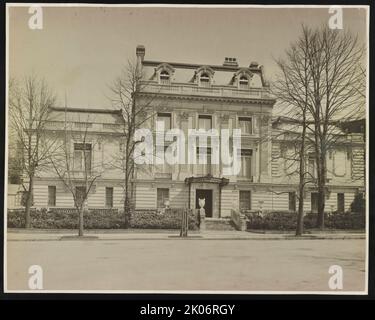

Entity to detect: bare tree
[8,75,58,228]
[273,26,315,235]
[49,111,102,236]
[274,25,365,229]
[108,60,160,227]
[306,27,364,229]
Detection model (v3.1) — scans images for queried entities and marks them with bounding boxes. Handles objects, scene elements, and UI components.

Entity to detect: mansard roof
[142,59,265,87]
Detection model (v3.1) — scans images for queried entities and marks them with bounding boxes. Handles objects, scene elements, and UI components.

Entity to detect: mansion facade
[28,46,365,217]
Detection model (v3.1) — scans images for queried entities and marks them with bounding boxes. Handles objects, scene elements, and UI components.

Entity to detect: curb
[7,234,366,242]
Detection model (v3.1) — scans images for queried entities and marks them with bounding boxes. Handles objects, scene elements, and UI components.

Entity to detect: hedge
[7,208,125,229]
[130,208,198,230]
[7,207,198,230]
[245,210,365,231]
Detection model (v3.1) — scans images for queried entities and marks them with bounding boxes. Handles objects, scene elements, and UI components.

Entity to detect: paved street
[6,238,366,292]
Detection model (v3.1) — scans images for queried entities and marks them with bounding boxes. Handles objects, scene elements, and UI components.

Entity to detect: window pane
[239,191,251,210]
[197,147,211,175]
[289,192,296,211]
[157,113,171,130]
[48,186,56,207]
[160,71,170,85]
[239,77,249,89]
[198,115,212,130]
[106,187,113,208]
[337,193,345,213]
[156,146,172,174]
[84,150,91,171]
[239,117,252,134]
[157,188,169,208]
[311,193,318,213]
[240,150,252,179]
[74,151,82,170]
[200,73,210,87]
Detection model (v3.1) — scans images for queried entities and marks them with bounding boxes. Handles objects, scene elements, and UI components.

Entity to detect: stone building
[29,45,365,218]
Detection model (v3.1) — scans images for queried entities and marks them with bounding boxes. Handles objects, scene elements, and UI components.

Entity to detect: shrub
[350,193,365,214]
[245,210,365,231]
[7,207,199,230]
[7,208,126,229]
[245,210,297,231]
[130,208,198,230]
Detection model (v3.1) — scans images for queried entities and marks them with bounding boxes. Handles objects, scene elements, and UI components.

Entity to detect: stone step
[204,218,237,231]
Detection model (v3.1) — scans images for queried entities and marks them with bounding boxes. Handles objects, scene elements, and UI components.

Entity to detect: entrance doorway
[195,189,213,218]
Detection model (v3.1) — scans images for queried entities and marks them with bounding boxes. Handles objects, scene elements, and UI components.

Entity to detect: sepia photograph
[4,4,369,295]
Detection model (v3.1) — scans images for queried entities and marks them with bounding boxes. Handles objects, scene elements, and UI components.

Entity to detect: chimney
[223,57,238,67]
[136,45,145,63]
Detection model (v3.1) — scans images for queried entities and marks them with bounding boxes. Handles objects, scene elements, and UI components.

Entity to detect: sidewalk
[6,228,366,241]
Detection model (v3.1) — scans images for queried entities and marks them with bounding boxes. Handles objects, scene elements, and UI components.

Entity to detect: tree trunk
[296,153,305,236]
[78,206,84,236]
[78,200,87,237]
[316,185,326,230]
[296,107,306,236]
[296,189,304,236]
[316,154,327,229]
[124,194,131,228]
[25,175,34,228]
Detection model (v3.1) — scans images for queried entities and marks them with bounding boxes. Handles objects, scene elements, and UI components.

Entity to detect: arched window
[159,70,170,85]
[239,76,249,89]
[200,73,210,87]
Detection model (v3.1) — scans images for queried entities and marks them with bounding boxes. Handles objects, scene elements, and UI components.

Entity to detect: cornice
[137,91,276,105]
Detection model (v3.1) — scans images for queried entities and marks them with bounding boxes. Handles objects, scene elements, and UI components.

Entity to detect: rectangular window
[197,147,212,175]
[157,113,171,131]
[156,145,172,175]
[157,188,169,208]
[198,115,212,130]
[75,186,86,208]
[337,193,345,213]
[239,191,251,211]
[74,143,92,172]
[289,192,296,211]
[239,149,252,179]
[73,150,82,170]
[159,71,170,85]
[48,186,56,207]
[105,187,114,208]
[239,117,252,134]
[311,192,319,213]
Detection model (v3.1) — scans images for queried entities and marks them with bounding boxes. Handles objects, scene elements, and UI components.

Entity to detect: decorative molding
[137,92,276,105]
[219,113,230,122]
[234,68,253,78]
[179,112,189,120]
[155,63,175,75]
[158,106,173,113]
[195,66,215,77]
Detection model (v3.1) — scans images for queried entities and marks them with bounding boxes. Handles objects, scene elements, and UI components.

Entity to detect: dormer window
[200,73,211,87]
[196,66,214,88]
[235,69,253,89]
[155,63,174,85]
[160,70,170,85]
[239,76,249,89]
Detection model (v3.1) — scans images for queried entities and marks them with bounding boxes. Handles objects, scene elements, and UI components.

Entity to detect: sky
[7,5,368,110]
